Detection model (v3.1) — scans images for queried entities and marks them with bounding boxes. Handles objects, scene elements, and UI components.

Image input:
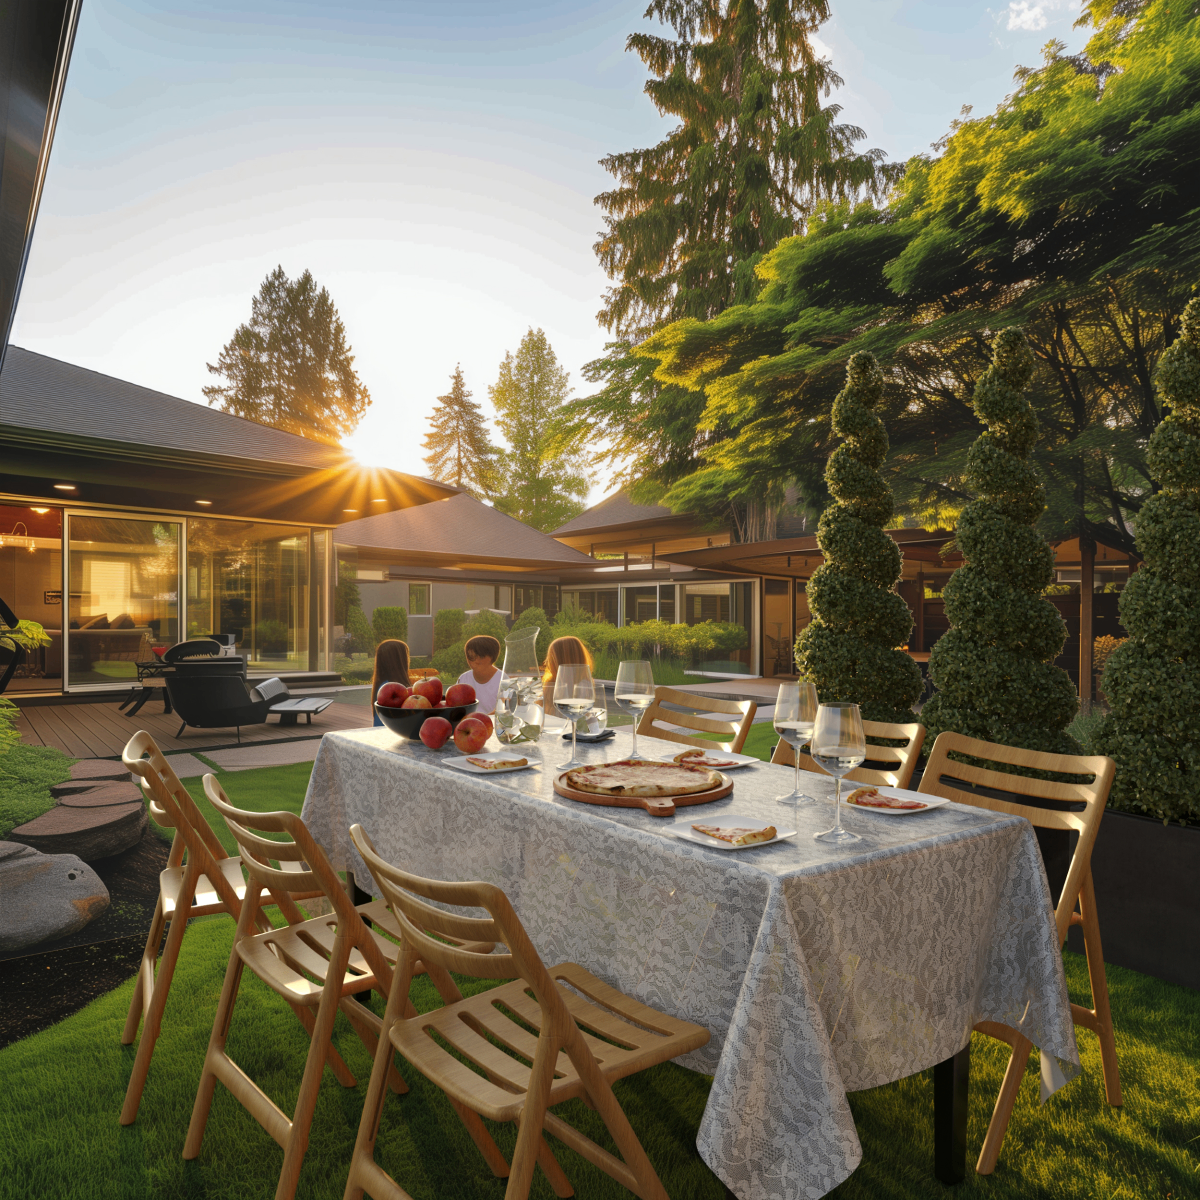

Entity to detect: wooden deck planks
[12,699,373,760]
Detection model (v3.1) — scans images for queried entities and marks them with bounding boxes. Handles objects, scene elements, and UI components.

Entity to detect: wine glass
[614,660,655,761]
[555,663,595,769]
[811,702,866,845]
[774,681,819,806]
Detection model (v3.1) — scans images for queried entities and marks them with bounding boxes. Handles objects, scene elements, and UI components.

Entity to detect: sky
[12,0,1092,502]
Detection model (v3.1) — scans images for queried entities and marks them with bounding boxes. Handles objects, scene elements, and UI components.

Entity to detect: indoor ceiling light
[30,507,49,514]
[371,497,387,502]
[195,499,212,506]
[53,483,76,491]
[343,508,358,513]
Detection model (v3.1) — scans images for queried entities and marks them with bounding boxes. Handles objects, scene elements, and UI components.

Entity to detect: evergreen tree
[1093,298,1200,823]
[490,329,592,532]
[422,365,500,497]
[795,353,921,722]
[595,0,893,339]
[204,266,370,444]
[921,329,1079,754]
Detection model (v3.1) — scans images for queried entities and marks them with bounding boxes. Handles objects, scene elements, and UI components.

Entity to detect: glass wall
[67,515,180,686]
[561,587,618,624]
[762,578,793,677]
[432,582,512,614]
[658,584,676,624]
[187,519,310,671]
[0,503,64,692]
[514,583,559,620]
[681,580,755,674]
[623,586,658,624]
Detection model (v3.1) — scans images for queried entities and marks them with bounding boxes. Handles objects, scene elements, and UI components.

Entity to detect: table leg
[276,711,299,726]
[934,1040,970,1185]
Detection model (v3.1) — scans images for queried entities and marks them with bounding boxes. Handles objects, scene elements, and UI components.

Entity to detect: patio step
[10,796,147,863]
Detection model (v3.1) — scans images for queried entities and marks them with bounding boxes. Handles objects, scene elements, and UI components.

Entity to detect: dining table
[301,726,1081,1200]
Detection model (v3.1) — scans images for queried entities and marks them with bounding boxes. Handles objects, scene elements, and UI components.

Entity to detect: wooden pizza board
[552,771,733,817]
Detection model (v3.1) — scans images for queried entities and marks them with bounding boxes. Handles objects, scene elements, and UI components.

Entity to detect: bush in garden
[795,352,922,722]
[433,608,465,653]
[462,609,508,643]
[1092,298,1200,823]
[372,606,408,645]
[510,606,552,664]
[344,607,373,655]
[921,329,1079,753]
[432,641,469,679]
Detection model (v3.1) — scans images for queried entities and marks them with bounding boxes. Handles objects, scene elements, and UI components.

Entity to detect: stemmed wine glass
[774,681,819,806]
[614,660,655,761]
[555,663,596,770]
[811,702,866,845]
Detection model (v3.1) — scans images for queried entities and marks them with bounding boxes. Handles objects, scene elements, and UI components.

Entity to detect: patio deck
[12,696,373,760]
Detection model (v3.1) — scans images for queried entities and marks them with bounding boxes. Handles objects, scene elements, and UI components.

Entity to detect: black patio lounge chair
[165,674,333,742]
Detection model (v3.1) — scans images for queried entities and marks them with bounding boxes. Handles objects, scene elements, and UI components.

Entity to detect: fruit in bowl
[419,716,453,749]
[376,682,409,707]
[401,694,432,709]
[445,682,476,708]
[413,677,443,705]
[453,716,489,754]
[470,713,493,737]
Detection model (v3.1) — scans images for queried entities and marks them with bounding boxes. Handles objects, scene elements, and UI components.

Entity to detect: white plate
[651,750,760,770]
[443,753,540,775]
[842,786,949,815]
[668,814,796,851]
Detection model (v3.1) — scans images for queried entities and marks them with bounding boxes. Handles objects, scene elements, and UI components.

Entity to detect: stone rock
[51,760,134,797]
[0,841,110,952]
[57,782,143,808]
[10,802,147,862]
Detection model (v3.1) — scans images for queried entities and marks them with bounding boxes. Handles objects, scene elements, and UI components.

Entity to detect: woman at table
[371,639,411,728]
[540,635,594,717]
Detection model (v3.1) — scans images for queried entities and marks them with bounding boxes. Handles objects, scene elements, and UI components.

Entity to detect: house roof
[551,490,680,536]
[337,492,599,572]
[0,346,455,523]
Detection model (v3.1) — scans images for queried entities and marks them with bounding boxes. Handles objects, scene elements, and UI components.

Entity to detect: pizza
[468,756,528,770]
[563,759,721,797]
[673,749,738,769]
[846,787,927,810]
[691,823,777,846]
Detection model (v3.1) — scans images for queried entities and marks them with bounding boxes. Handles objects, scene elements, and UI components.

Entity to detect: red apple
[413,677,443,705]
[419,715,453,749]
[445,682,476,707]
[453,716,489,754]
[467,712,493,737]
[401,694,432,709]
[376,682,409,708]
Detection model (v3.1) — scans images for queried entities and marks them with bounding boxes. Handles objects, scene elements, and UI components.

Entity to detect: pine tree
[490,329,592,532]
[204,266,370,444]
[795,353,921,721]
[595,0,893,339]
[422,365,500,497]
[1093,297,1200,823]
[921,329,1079,754]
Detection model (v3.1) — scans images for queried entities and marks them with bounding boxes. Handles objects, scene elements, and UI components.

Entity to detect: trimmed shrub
[432,641,469,679]
[1092,298,1200,822]
[510,606,552,664]
[345,607,373,655]
[795,352,922,722]
[433,608,465,653]
[463,610,508,642]
[372,606,408,645]
[921,328,1079,754]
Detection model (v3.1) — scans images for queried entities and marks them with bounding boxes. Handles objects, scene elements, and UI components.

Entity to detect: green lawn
[2,760,1195,1199]
[0,742,73,838]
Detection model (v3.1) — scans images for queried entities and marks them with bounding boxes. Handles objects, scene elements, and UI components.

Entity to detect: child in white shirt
[458,635,502,713]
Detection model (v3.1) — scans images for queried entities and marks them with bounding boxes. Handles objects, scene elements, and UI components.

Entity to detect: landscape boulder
[9,796,147,861]
[0,841,110,953]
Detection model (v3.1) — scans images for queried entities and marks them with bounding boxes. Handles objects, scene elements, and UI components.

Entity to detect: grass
[4,765,1194,1199]
[0,743,72,837]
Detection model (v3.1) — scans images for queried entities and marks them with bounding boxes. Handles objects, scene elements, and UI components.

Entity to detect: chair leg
[122,894,167,1046]
[505,1039,558,1200]
[120,864,200,1124]
[176,720,186,738]
[1078,875,1122,1106]
[973,1024,1033,1176]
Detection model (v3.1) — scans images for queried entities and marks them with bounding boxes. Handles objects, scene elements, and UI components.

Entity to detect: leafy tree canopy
[490,329,592,532]
[566,0,1200,545]
[422,364,501,498]
[204,266,370,445]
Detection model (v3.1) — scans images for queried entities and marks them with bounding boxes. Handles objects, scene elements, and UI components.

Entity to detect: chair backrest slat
[772,720,926,789]
[636,686,757,754]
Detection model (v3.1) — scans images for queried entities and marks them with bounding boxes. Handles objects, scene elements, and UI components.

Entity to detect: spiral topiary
[1092,298,1200,823]
[795,352,922,722]
[920,328,1080,754]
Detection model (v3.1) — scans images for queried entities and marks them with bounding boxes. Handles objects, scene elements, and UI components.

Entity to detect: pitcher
[496,625,544,744]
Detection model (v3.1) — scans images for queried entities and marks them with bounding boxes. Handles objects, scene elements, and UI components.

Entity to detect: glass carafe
[496,626,544,744]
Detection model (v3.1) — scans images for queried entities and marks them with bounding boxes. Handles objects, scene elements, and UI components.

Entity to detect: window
[561,588,618,624]
[408,583,430,615]
[622,586,658,624]
[0,503,63,692]
[681,581,754,674]
[658,584,676,623]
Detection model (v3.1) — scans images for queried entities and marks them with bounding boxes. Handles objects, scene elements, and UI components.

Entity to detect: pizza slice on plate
[691,823,777,846]
[467,757,528,770]
[673,749,738,769]
[846,787,927,810]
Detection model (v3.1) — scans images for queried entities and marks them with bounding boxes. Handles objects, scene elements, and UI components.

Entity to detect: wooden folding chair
[119,731,324,1125]
[635,685,757,754]
[771,719,926,788]
[342,822,712,1200]
[919,731,1121,1174]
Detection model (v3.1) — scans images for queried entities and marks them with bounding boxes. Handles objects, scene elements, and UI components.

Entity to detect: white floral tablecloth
[302,727,1080,1199]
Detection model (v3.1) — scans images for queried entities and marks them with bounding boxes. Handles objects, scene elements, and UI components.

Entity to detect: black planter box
[1067,810,1199,991]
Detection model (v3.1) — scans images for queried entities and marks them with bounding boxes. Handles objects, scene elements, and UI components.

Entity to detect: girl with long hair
[371,639,411,728]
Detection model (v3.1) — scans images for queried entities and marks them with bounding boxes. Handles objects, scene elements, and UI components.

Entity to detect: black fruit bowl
[375,700,479,741]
